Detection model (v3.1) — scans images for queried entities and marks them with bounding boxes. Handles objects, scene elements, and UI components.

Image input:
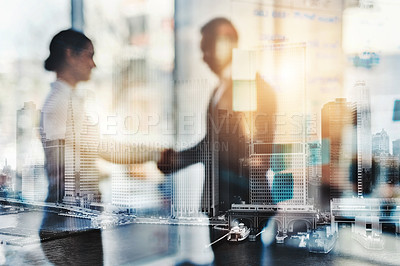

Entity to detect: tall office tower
[307,142,322,207]
[170,79,217,217]
[393,139,400,159]
[21,128,46,202]
[321,98,357,208]
[353,81,372,197]
[213,110,248,213]
[203,107,220,216]
[16,102,41,195]
[111,49,172,215]
[372,129,389,155]
[42,139,65,203]
[63,94,100,207]
[240,44,307,206]
[194,108,224,216]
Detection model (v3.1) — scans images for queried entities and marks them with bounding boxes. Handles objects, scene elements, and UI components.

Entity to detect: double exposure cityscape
[2,0,400,265]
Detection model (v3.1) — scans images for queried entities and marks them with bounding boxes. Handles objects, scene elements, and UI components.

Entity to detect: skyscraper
[393,139,400,159]
[111,50,173,215]
[42,138,65,203]
[353,81,372,197]
[63,93,100,207]
[21,129,46,202]
[169,79,216,217]
[16,102,41,195]
[372,129,390,155]
[246,43,307,206]
[321,98,356,208]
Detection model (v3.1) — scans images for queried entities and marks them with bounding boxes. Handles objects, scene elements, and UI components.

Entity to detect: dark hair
[44,29,92,72]
[200,17,238,43]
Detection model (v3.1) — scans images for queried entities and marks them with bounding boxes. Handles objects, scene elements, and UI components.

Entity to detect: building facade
[16,102,41,195]
[372,129,390,155]
[111,51,173,215]
[42,139,65,203]
[63,94,100,207]
[248,43,307,206]
[307,142,322,207]
[21,130,46,202]
[392,139,400,159]
[354,81,372,197]
[321,98,357,209]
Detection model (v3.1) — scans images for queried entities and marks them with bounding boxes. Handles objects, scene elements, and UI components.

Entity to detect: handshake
[157,148,178,175]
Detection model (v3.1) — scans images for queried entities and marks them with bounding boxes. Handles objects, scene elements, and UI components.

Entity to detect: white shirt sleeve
[41,82,71,140]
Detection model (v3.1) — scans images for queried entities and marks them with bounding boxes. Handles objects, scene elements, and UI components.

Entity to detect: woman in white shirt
[41,29,162,205]
[40,29,105,265]
[40,29,163,265]
[41,29,99,204]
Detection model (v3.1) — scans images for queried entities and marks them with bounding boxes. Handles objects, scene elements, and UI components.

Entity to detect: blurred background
[2,0,400,264]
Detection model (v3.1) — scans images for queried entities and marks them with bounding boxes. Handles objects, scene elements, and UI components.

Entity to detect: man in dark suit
[158,18,276,215]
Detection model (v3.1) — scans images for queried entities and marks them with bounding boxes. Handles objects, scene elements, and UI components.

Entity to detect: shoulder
[42,82,70,115]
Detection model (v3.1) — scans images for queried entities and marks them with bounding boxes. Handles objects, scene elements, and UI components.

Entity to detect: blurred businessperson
[40,29,162,265]
[40,29,104,265]
[157,18,276,214]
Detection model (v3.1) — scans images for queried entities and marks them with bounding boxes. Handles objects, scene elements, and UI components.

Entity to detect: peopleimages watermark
[83,111,313,137]
[78,139,230,154]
